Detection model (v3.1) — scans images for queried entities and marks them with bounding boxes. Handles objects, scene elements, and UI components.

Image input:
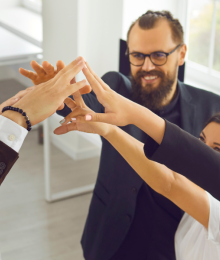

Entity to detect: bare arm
[56,63,210,228]
[105,126,210,229]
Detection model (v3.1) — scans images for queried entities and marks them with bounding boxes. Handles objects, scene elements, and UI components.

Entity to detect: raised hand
[3,57,89,127]
[54,90,112,137]
[19,60,92,97]
[61,62,136,126]
[19,60,65,85]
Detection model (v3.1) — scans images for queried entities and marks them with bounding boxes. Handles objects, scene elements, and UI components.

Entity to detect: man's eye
[132,53,143,59]
[152,52,166,59]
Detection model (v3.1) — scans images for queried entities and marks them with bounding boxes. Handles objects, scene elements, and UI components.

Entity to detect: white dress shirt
[0,115,28,153]
[175,191,220,260]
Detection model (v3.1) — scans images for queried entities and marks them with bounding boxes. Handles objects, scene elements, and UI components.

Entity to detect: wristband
[2,106,32,131]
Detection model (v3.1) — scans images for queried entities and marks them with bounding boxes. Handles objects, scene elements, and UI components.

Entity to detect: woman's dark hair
[204,112,220,128]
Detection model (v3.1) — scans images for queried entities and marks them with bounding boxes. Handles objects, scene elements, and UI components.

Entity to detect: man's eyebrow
[213,142,220,146]
[130,49,166,54]
[201,131,206,138]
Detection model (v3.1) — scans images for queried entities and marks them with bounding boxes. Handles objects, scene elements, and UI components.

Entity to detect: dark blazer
[58,71,220,260]
[145,120,220,201]
[0,141,19,185]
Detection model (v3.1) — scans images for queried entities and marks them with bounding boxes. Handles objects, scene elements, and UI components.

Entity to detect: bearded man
[20,10,220,260]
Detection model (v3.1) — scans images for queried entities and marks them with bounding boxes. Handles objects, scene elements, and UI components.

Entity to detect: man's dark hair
[204,112,220,128]
[127,10,184,45]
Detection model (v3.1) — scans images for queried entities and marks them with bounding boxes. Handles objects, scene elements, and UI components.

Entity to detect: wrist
[102,124,118,140]
[2,110,27,129]
[127,102,143,126]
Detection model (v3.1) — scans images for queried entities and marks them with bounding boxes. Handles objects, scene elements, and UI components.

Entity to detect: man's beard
[131,67,178,111]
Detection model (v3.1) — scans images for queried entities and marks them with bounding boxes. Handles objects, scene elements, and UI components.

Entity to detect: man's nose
[141,56,156,71]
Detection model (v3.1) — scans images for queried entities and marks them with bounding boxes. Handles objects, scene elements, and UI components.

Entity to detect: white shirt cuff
[0,115,28,153]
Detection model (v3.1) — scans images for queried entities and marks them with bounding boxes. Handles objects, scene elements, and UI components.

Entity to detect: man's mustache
[136,70,164,79]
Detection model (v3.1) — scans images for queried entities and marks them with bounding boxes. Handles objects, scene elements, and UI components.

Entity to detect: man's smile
[141,75,159,85]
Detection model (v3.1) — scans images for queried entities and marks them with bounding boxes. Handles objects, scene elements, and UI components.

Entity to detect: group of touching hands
[1,56,144,139]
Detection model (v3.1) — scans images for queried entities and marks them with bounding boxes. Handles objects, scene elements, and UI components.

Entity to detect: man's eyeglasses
[125,44,183,67]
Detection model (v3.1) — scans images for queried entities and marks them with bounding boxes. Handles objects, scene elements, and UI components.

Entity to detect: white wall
[78,0,123,78]
[0,0,21,9]
[42,0,123,79]
[42,0,78,66]
[122,0,179,40]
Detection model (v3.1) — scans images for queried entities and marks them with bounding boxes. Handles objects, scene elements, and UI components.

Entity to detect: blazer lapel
[178,81,197,136]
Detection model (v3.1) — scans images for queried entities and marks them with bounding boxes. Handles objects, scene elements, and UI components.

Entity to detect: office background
[0,0,219,259]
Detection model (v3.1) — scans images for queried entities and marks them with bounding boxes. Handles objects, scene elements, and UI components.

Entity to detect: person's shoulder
[180,82,220,102]
[101,71,131,92]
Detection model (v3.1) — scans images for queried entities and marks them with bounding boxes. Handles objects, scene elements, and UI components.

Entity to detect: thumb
[84,112,116,124]
[64,79,87,97]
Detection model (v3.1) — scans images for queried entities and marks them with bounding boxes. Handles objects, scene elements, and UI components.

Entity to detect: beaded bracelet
[2,106,32,131]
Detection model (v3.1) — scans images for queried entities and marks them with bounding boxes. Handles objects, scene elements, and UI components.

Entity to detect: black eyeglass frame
[125,43,183,67]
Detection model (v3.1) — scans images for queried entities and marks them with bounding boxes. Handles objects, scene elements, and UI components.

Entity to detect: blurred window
[22,0,42,13]
[188,0,220,72]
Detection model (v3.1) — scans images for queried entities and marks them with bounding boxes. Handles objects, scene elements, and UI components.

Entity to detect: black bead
[27,127,32,131]
[22,112,26,116]
[15,108,19,112]
[18,109,23,113]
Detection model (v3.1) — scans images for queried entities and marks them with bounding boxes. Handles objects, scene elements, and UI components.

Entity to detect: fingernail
[84,64,87,69]
[59,118,65,124]
[85,115,92,121]
[71,118,76,121]
[14,98,19,101]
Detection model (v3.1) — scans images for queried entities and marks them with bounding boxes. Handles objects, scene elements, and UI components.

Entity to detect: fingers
[80,112,116,125]
[19,68,38,81]
[60,106,90,125]
[42,61,55,75]
[72,91,86,107]
[56,59,86,88]
[13,87,34,99]
[63,79,87,98]
[31,60,46,77]
[85,62,109,90]
[56,60,65,73]
[79,85,92,95]
[82,65,105,96]
[57,56,84,77]
[64,97,77,110]
[54,123,77,135]
[70,78,76,84]
[0,97,20,114]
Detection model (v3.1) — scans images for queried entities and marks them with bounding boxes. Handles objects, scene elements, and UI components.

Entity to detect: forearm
[130,103,166,145]
[105,126,174,194]
[148,121,220,202]
[104,126,209,228]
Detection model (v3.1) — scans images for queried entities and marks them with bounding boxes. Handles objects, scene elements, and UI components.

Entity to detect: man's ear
[178,44,187,66]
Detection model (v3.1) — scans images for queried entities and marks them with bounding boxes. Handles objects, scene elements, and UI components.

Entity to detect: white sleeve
[206,191,220,245]
[0,115,28,153]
